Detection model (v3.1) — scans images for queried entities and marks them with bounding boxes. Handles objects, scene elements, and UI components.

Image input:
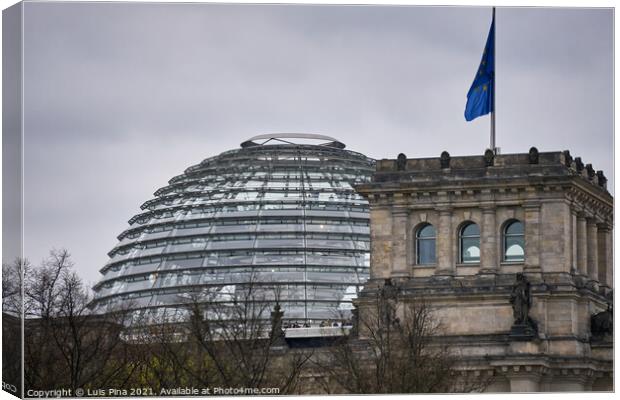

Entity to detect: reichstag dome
[91,134,375,324]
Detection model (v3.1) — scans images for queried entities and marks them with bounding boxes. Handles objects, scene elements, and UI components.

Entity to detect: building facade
[91,134,375,325]
[355,148,613,392]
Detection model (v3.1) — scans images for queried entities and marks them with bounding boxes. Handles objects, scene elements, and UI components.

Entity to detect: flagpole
[490,7,496,154]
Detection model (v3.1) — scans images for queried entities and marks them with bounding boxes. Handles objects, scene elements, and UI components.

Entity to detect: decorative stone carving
[563,150,573,167]
[591,291,613,341]
[509,273,537,339]
[591,305,612,339]
[586,164,595,179]
[528,147,539,164]
[396,153,407,171]
[596,171,607,188]
[440,151,451,169]
[484,149,494,167]
[574,157,584,172]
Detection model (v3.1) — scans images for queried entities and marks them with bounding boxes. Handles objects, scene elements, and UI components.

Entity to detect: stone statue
[591,304,613,338]
[379,279,399,327]
[509,273,537,338]
[562,150,573,167]
[591,291,613,340]
[586,164,595,179]
[597,171,607,188]
[396,153,407,171]
[484,149,494,167]
[528,147,539,164]
[381,278,399,300]
[574,157,584,172]
[440,151,451,169]
[510,273,531,325]
[270,303,287,346]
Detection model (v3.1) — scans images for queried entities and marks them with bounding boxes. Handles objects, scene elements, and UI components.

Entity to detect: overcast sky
[19,3,613,286]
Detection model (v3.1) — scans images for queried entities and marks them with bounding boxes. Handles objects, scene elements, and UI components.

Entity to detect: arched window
[503,220,525,262]
[416,224,436,264]
[460,222,480,263]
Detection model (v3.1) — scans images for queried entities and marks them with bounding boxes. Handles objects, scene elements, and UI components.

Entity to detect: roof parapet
[375,147,608,192]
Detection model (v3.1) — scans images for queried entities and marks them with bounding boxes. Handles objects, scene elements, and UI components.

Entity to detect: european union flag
[465,15,494,121]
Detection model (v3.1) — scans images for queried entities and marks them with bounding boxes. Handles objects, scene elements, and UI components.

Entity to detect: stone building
[355,148,613,392]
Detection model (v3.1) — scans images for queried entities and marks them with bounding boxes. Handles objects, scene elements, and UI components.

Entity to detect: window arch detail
[459,222,480,263]
[503,220,525,262]
[415,223,436,265]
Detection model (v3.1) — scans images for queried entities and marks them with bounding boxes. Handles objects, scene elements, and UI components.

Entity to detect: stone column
[586,218,598,282]
[480,205,498,272]
[523,203,541,274]
[391,208,409,279]
[576,213,588,276]
[436,206,454,275]
[597,223,610,287]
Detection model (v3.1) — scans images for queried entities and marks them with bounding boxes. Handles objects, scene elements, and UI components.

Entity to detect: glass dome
[91,134,375,325]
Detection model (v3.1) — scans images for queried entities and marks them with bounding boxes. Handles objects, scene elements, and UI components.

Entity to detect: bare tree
[2,258,28,396]
[315,280,487,394]
[136,278,312,394]
[2,257,29,316]
[16,250,311,394]
[23,249,137,392]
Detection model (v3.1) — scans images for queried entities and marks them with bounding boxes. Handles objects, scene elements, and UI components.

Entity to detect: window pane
[506,221,524,235]
[462,223,480,236]
[461,238,480,263]
[418,224,435,238]
[505,237,525,261]
[418,238,436,264]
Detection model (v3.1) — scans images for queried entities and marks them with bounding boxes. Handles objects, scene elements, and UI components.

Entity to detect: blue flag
[465,15,494,121]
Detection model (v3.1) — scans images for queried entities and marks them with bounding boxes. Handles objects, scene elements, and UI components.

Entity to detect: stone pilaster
[597,223,610,287]
[436,206,454,275]
[391,208,409,279]
[523,202,541,276]
[369,206,392,279]
[480,205,498,272]
[605,225,613,288]
[576,213,588,276]
[569,208,578,274]
[586,218,599,282]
